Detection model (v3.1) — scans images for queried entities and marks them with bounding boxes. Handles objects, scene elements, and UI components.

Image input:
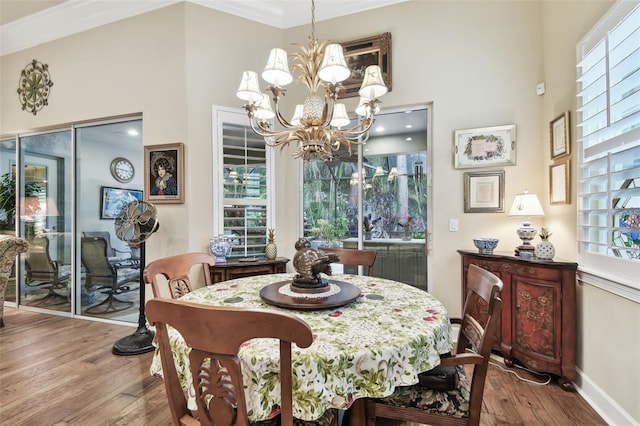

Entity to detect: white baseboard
[574,367,638,426]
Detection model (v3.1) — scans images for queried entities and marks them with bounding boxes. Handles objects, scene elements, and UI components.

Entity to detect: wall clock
[110,157,135,183]
[17,59,54,116]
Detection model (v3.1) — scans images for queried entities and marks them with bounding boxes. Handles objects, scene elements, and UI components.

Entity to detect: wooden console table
[458,250,577,391]
[209,257,289,284]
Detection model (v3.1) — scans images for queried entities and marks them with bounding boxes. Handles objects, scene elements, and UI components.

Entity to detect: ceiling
[0,0,425,138]
[0,0,409,56]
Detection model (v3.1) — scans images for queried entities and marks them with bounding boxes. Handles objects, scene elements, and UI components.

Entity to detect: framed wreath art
[454,124,516,169]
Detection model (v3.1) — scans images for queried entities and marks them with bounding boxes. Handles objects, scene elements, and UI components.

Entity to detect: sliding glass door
[19,130,73,313]
[2,117,142,324]
[0,139,18,304]
[75,119,143,322]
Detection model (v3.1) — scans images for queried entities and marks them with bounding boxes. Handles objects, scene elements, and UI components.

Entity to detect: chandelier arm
[334,117,374,137]
[245,116,282,140]
[273,106,297,130]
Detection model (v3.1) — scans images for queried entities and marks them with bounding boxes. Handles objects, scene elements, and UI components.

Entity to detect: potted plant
[311,217,349,248]
[0,172,44,234]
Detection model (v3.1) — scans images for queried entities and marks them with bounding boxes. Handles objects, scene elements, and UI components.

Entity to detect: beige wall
[0,0,637,422]
[542,1,640,421]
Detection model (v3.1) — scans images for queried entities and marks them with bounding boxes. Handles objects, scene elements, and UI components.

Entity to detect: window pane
[577,2,640,285]
[302,108,429,289]
[214,107,273,260]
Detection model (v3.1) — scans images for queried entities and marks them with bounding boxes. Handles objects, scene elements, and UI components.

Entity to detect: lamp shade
[19,197,40,217]
[318,44,350,83]
[508,190,544,217]
[254,94,275,121]
[290,104,304,126]
[236,71,263,102]
[359,65,388,99]
[262,48,293,86]
[330,103,350,128]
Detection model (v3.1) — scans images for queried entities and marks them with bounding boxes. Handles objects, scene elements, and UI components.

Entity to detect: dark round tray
[259,280,361,311]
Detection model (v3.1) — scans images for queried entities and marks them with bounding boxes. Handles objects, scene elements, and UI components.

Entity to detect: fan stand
[112,242,155,355]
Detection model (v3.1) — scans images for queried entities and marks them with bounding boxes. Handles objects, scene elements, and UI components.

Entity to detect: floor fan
[112,199,159,356]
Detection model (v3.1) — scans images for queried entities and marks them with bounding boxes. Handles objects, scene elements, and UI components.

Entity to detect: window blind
[576,1,640,288]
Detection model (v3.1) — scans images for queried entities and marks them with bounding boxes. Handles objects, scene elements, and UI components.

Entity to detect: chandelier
[236,0,388,161]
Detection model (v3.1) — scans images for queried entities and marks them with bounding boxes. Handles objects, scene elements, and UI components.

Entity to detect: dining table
[149,273,452,423]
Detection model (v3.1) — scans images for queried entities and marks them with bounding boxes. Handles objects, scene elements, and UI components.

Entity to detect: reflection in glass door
[19,131,73,314]
[0,138,18,304]
[75,119,143,323]
[302,107,430,289]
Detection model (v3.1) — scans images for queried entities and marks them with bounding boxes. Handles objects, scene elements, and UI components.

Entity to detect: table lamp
[508,189,544,257]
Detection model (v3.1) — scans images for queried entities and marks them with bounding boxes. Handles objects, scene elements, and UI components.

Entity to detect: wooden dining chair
[319,247,377,276]
[143,252,216,299]
[365,264,503,426]
[146,297,318,426]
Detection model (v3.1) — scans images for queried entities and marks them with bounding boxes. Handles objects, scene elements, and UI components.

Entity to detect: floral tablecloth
[149,273,452,422]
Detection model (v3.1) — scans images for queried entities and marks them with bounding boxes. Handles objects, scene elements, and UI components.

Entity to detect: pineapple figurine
[534,227,555,260]
[265,228,278,260]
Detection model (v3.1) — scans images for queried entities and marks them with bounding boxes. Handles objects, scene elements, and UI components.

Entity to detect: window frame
[576,0,640,296]
[212,106,275,259]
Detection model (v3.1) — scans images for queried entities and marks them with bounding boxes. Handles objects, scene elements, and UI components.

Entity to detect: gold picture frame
[339,32,392,98]
[144,142,185,204]
[550,159,570,204]
[464,170,505,213]
[550,111,570,159]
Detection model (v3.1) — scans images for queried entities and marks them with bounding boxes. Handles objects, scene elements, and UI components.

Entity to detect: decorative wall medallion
[17,59,54,115]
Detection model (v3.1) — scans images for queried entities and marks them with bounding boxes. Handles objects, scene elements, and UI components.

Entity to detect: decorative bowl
[473,238,499,254]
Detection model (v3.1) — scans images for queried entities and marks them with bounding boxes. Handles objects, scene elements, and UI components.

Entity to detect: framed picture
[464,170,505,213]
[340,32,392,98]
[144,142,185,204]
[100,186,143,219]
[550,111,570,159]
[454,124,516,169]
[550,159,570,204]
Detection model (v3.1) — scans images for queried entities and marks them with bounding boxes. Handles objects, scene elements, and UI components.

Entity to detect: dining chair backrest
[457,264,503,355]
[80,237,116,289]
[366,263,503,426]
[146,298,314,426]
[144,252,216,299]
[25,236,59,283]
[83,231,130,260]
[319,247,377,276]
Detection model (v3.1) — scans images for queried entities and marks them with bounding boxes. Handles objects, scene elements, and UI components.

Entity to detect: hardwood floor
[0,308,606,425]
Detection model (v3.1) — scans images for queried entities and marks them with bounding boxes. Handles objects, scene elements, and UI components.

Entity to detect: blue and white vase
[210,235,232,262]
[534,238,555,260]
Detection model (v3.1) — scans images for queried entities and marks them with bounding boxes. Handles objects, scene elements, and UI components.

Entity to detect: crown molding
[1,0,180,56]
[1,0,408,56]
